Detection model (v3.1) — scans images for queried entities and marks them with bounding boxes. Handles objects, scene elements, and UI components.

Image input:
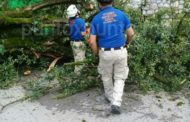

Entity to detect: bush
[24,47,100,99]
[55,62,100,98]
[127,9,190,91]
[1,1,190,94]
[0,44,5,55]
[0,57,16,88]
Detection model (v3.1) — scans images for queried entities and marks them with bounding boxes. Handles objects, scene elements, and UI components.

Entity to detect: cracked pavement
[0,86,190,122]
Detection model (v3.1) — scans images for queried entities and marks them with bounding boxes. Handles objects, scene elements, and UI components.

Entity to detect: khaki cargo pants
[98,48,129,106]
[70,41,86,73]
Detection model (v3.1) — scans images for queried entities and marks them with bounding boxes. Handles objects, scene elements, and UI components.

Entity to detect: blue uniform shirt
[69,17,86,41]
[90,6,131,48]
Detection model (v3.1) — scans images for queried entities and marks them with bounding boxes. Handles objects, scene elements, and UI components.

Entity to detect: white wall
[127,0,187,16]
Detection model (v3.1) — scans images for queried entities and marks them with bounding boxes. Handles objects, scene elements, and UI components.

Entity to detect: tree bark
[0,16,33,26]
[0,0,95,26]
[24,0,94,12]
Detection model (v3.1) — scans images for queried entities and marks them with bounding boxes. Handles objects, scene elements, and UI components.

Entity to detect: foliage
[55,60,99,99]
[0,48,39,88]
[25,72,55,99]
[25,54,100,99]
[0,57,16,88]
[127,8,190,92]
[7,0,41,9]
[1,0,190,96]
[0,44,5,55]
[12,48,37,66]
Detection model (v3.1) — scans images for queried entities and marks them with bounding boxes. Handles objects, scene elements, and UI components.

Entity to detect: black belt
[100,47,125,51]
[71,39,85,42]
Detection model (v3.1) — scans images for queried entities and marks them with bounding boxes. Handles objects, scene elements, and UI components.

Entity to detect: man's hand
[125,43,129,48]
[88,35,98,55]
[86,26,90,35]
[87,38,91,44]
[126,27,135,44]
[124,41,129,48]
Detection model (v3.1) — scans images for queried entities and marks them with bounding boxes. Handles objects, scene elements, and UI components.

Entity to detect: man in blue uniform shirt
[67,4,86,74]
[89,0,134,114]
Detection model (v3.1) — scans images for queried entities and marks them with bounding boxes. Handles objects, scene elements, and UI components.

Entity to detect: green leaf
[0,44,5,55]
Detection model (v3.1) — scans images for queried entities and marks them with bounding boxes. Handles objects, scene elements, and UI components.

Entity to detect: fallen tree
[0,0,95,26]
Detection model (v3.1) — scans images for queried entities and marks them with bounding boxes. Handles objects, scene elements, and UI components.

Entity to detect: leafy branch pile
[0,0,95,89]
[0,57,16,88]
[127,7,190,91]
[0,0,190,96]
[24,51,100,99]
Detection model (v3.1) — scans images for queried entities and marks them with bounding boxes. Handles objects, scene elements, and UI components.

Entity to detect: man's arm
[126,27,135,44]
[88,35,98,54]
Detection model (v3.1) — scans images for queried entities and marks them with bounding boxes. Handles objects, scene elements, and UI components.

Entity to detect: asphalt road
[0,86,190,122]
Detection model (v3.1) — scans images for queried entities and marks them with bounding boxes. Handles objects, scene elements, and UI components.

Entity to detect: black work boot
[111,105,121,114]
